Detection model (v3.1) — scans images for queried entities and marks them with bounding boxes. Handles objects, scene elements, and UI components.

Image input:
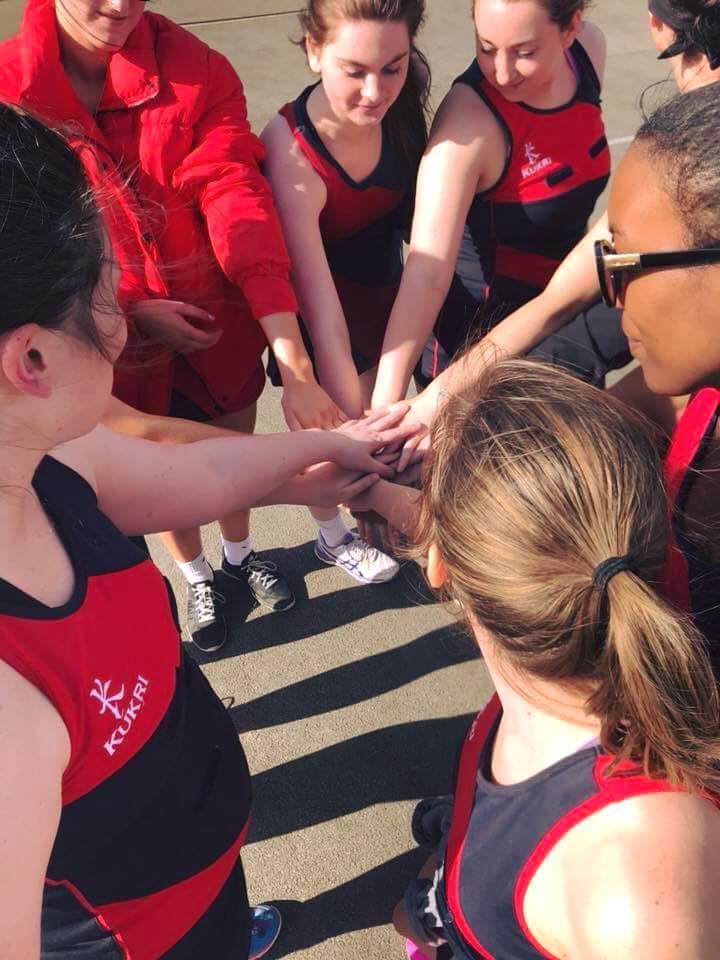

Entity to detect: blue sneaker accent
[314,532,399,584]
[249,904,281,960]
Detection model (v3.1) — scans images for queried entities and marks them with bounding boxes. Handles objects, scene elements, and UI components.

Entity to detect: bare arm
[372,86,506,408]
[58,410,412,535]
[262,116,364,418]
[0,661,69,959]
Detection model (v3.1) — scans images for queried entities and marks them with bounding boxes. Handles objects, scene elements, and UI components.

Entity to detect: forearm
[367,480,421,535]
[92,427,345,536]
[373,257,454,408]
[259,311,315,386]
[314,341,364,418]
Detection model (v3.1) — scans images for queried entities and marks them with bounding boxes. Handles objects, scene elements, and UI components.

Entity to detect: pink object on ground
[405,938,432,960]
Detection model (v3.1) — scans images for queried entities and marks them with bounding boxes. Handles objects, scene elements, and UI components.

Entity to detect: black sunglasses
[594,239,720,308]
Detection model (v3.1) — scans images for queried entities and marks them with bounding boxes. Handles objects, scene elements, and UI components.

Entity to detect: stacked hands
[307,403,431,547]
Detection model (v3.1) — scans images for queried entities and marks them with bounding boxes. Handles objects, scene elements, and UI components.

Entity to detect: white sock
[222,535,253,567]
[316,512,349,548]
[178,552,214,585]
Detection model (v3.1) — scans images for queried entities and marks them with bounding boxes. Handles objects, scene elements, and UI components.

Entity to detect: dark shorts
[266,318,374,387]
[435,278,630,388]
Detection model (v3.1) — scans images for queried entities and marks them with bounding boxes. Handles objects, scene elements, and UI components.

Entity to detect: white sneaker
[314,531,400,584]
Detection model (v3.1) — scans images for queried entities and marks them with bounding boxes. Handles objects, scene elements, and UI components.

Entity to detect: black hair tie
[592,556,634,591]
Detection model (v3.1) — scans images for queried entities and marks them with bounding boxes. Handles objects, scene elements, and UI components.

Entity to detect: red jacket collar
[18,0,159,131]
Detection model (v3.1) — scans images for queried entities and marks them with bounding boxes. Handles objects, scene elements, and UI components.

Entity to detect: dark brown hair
[299,0,431,175]
[415,359,720,794]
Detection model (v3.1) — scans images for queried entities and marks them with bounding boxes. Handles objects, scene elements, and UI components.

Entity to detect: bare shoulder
[49,425,115,495]
[577,20,607,83]
[259,111,292,150]
[0,657,70,772]
[564,792,720,958]
[260,112,326,209]
[426,83,507,189]
[429,82,504,149]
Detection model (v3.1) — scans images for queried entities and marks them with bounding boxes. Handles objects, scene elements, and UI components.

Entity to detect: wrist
[278,354,316,387]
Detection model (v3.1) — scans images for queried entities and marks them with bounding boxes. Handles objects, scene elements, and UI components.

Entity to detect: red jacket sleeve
[171,51,297,322]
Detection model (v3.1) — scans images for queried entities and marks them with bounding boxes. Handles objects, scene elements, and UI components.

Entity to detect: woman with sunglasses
[0,0,347,650]
[404,0,720,420]
[362,84,720,650]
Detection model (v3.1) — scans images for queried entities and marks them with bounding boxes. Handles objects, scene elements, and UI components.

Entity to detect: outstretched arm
[261,115,364,419]
[63,408,414,535]
[371,85,504,408]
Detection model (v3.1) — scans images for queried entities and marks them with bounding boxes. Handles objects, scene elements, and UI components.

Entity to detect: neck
[0,432,48,526]
[478,635,602,782]
[308,85,374,146]
[672,54,720,92]
[56,6,109,85]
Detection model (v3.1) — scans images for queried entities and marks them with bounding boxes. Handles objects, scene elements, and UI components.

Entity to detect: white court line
[608,135,635,146]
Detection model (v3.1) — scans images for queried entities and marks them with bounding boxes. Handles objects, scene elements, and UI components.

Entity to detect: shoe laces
[245,557,279,590]
[191,581,225,624]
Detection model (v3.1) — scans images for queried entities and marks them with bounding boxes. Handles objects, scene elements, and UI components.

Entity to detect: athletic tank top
[0,457,252,959]
[279,83,412,370]
[437,695,690,960]
[435,41,610,357]
[662,386,720,653]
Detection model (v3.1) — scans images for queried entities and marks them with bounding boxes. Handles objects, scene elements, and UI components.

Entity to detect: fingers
[176,303,218,329]
[373,420,424,450]
[284,410,304,432]
[396,430,428,474]
[361,404,411,432]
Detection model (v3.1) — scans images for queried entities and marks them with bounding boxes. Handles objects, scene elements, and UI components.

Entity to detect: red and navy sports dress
[432,695,708,960]
[661,386,720,655]
[269,83,412,380]
[435,40,611,361]
[0,457,252,959]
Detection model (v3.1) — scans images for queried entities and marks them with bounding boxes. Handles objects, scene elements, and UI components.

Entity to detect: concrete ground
[0,2,668,957]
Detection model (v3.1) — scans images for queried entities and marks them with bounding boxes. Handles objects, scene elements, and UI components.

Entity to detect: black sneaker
[186,579,228,653]
[221,552,295,612]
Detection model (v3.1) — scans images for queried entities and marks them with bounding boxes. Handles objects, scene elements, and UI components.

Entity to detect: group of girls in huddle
[1,0,720,958]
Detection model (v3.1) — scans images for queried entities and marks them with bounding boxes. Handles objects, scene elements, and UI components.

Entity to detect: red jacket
[0,0,297,415]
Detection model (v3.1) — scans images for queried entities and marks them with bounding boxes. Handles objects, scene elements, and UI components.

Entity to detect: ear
[0,326,52,399]
[560,9,583,49]
[426,542,448,589]
[305,34,322,74]
[647,12,671,53]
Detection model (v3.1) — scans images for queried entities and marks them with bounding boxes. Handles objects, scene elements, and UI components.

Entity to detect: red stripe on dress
[444,695,500,960]
[49,823,250,960]
[661,387,720,611]
[512,755,679,958]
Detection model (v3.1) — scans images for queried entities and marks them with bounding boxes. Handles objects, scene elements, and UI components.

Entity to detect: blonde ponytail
[593,573,720,794]
[417,359,720,795]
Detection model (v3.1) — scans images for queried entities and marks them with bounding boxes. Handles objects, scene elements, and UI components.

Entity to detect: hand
[331,406,423,476]
[282,380,345,431]
[296,462,380,509]
[129,299,221,353]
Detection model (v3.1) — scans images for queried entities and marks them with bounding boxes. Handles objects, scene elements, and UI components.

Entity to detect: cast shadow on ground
[188,540,437,663]
[246,712,475,844]
[231,624,478,733]
[268,847,429,957]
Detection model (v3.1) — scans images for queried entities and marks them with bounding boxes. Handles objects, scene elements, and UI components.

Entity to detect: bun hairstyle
[0,104,109,355]
[649,0,720,69]
[415,359,720,794]
[298,0,431,175]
